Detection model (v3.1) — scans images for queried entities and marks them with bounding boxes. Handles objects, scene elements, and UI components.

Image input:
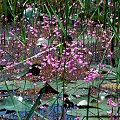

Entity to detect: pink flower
[2,59,6,62]
[107,98,118,107]
[111,102,118,107]
[26,73,32,77]
[1,14,4,18]
[43,81,46,84]
[25,60,32,65]
[75,117,80,120]
[76,95,80,98]
[39,105,44,109]
[34,82,37,86]
[118,98,120,101]
[62,97,66,101]
[107,110,112,115]
[97,100,101,103]
[78,59,83,64]
[46,102,49,105]
[36,66,41,69]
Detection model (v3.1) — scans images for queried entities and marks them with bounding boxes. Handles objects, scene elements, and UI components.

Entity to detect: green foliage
[0,96,33,111]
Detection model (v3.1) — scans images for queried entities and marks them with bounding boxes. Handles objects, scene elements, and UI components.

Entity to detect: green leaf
[41,94,63,106]
[67,108,101,117]
[66,80,92,95]
[15,80,35,90]
[14,80,44,91]
[70,95,95,105]
[49,80,64,91]
[117,59,120,85]
[91,97,118,114]
[0,81,17,91]
[21,22,26,45]
[2,96,33,111]
[26,84,48,120]
[78,0,84,9]
[108,17,120,41]
[47,0,65,35]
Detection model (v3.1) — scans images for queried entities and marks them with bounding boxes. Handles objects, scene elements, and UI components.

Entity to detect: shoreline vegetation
[0,0,120,119]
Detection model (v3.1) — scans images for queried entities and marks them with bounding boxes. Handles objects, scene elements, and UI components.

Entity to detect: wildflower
[46,102,49,105]
[107,98,118,107]
[39,105,44,109]
[2,59,6,62]
[62,97,66,101]
[97,100,101,103]
[25,60,32,65]
[43,81,46,84]
[34,82,37,86]
[1,14,4,18]
[75,117,80,120]
[26,72,32,77]
[76,95,80,98]
[107,110,112,115]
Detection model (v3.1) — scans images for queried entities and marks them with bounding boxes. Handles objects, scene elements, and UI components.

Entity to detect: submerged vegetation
[0,0,120,119]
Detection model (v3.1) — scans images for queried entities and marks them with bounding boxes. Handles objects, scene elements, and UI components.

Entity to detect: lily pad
[38,82,59,95]
[0,81,17,91]
[0,96,33,111]
[41,94,63,107]
[67,108,102,117]
[15,80,44,91]
[69,95,95,105]
[66,80,99,96]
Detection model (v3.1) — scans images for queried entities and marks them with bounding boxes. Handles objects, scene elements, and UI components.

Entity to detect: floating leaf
[67,108,101,117]
[0,81,17,91]
[15,80,36,90]
[91,97,118,114]
[70,95,95,105]
[14,80,44,92]
[38,82,59,95]
[0,96,33,111]
[49,80,64,92]
[41,94,63,107]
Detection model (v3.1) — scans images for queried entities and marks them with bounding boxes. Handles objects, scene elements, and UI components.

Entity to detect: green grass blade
[47,0,65,35]
[3,0,7,18]
[77,1,103,40]
[78,0,84,9]
[117,59,120,86]
[26,85,48,120]
[44,4,52,19]
[107,17,120,41]
[1,71,22,120]
[103,0,108,29]
[21,20,27,45]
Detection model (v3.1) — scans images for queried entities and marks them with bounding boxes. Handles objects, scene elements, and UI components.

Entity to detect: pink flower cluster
[106,97,120,118]
[84,68,99,82]
[107,98,118,107]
